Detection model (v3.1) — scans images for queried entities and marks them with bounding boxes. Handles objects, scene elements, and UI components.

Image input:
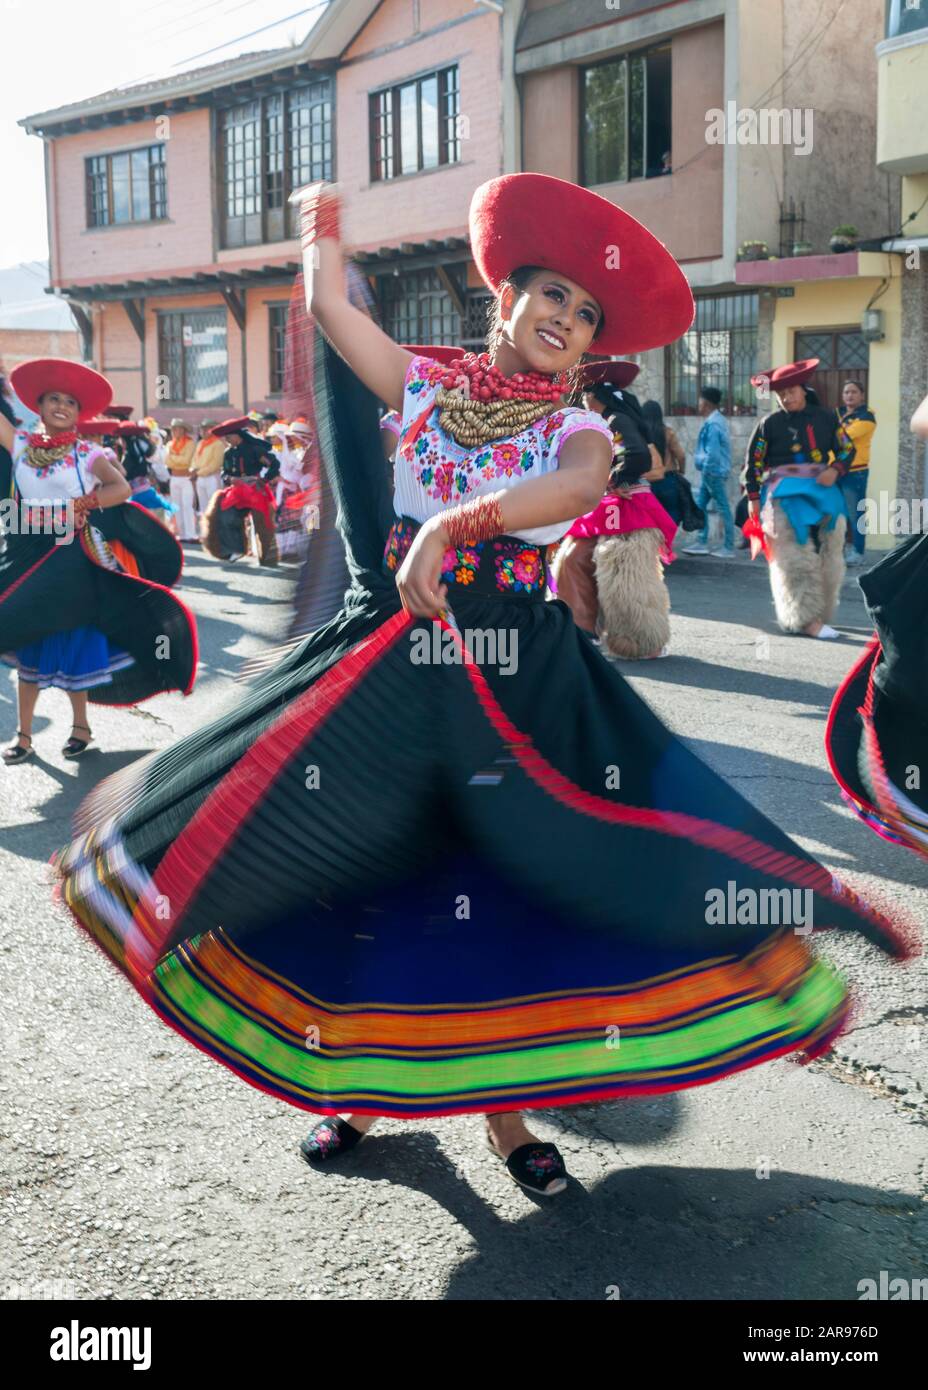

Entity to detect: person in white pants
[166,418,198,540]
[190,419,225,517]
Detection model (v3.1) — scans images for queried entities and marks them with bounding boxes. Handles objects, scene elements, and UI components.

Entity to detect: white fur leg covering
[819,514,847,623]
[766,501,825,633]
[594,530,670,659]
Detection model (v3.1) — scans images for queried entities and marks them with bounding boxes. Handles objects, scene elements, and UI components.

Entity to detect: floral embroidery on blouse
[395,357,614,546]
[406,357,446,398]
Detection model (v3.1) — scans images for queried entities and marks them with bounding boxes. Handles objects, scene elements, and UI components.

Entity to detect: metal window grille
[158,309,229,405]
[370,66,460,183]
[462,291,493,350]
[794,329,869,408]
[665,293,759,416]
[268,303,288,394]
[379,268,461,344]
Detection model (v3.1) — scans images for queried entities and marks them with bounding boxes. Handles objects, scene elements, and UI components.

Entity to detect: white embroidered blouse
[393,355,614,545]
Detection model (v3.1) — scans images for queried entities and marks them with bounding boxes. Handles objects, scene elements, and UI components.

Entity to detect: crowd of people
[0,170,923,1204]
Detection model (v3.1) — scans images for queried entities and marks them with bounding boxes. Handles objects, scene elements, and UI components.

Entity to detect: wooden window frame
[369,65,460,183]
[85,143,167,229]
[219,79,334,249]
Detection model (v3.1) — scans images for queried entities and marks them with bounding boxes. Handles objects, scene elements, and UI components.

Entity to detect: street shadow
[671,734,928,885]
[611,652,834,707]
[0,749,151,863]
[298,1129,923,1300]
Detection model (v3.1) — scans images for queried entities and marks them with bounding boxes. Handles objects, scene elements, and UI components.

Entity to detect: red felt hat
[750,358,820,391]
[400,345,462,365]
[468,174,694,356]
[210,416,253,438]
[116,421,151,438]
[10,358,113,422]
[578,359,640,389]
[80,418,122,436]
[107,404,134,420]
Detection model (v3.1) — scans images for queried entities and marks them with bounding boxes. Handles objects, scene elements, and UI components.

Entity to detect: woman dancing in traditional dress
[0,359,197,764]
[743,359,854,639]
[55,177,911,1198]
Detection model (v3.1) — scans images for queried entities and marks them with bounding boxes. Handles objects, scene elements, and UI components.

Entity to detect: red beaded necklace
[26,427,78,449]
[439,352,562,404]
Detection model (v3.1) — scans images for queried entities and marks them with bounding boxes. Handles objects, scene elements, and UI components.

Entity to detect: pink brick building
[21,0,510,424]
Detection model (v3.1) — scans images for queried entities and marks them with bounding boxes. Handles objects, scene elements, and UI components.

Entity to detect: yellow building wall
[770,268,902,550]
[877,38,928,174]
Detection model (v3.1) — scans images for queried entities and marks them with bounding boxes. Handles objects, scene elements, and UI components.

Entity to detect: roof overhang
[20,0,380,136]
[49,262,302,302]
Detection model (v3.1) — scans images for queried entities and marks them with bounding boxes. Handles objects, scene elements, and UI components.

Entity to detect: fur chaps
[594,529,671,659]
[766,501,846,632]
[199,491,278,566]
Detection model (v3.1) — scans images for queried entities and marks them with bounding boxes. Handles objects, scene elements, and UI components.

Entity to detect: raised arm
[912,393,928,440]
[0,413,15,455]
[299,184,413,413]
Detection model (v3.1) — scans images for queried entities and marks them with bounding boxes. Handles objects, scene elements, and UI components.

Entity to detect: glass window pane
[795,332,833,366]
[629,55,645,179]
[111,154,130,223]
[421,76,438,169]
[837,332,869,369]
[130,149,151,221]
[583,60,627,186]
[184,311,228,405]
[400,83,419,174]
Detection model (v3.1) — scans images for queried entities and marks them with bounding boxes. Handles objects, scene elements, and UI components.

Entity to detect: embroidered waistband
[383,516,547,598]
[765,463,825,482]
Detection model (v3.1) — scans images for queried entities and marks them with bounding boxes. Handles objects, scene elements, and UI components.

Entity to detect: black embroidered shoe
[299,1116,368,1165]
[487,1131,569,1196]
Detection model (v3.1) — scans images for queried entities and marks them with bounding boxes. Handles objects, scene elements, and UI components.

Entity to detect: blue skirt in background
[9,627,135,692]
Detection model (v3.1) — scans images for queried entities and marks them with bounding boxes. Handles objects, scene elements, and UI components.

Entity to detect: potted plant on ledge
[830,225,858,254]
[737,240,769,262]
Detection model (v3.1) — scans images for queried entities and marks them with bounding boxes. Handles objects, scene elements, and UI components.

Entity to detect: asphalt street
[1,544,925,1302]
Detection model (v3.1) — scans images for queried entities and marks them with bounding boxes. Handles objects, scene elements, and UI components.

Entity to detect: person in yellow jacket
[166,419,197,541]
[190,419,225,515]
[837,381,876,567]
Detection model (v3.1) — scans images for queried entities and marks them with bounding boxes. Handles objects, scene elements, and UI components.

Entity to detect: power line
[669,0,849,181]
[153,0,266,45]
[171,1,330,68]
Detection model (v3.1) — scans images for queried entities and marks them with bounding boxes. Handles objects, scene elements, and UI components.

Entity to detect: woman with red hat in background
[0,359,197,764]
[550,360,676,658]
[117,421,176,523]
[55,178,910,1198]
[743,360,855,639]
[200,417,280,564]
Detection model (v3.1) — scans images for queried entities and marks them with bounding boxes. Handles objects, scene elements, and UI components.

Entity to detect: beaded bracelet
[74,493,102,514]
[296,182,342,248]
[441,492,506,549]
